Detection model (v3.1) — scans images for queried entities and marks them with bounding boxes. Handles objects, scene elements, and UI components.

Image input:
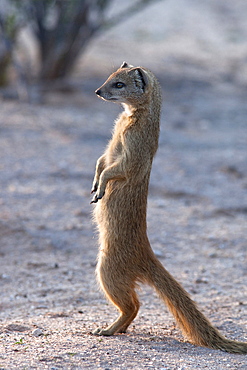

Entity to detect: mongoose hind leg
[93,267,140,336]
[92,290,140,336]
[116,291,140,334]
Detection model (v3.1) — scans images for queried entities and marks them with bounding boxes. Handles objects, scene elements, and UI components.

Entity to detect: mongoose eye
[114,82,125,89]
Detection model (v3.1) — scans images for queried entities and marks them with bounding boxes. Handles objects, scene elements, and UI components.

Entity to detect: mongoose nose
[95,89,101,96]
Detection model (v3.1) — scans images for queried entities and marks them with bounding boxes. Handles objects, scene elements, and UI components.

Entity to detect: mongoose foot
[91,328,113,336]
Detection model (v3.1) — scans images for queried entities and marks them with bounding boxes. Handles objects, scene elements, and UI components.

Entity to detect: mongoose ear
[130,67,148,92]
[120,61,129,69]
[120,61,133,69]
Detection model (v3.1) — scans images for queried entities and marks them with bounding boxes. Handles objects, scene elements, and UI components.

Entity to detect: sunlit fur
[91,63,247,354]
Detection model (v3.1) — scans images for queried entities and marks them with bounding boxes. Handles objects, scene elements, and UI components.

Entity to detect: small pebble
[32,328,43,337]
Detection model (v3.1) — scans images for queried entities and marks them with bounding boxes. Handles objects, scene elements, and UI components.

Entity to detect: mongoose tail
[147,258,247,354]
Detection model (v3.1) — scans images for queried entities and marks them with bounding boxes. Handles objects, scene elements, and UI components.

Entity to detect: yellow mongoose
[91,62,247,353]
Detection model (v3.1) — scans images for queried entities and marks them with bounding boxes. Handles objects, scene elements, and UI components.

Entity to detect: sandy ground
[0,0,247,369]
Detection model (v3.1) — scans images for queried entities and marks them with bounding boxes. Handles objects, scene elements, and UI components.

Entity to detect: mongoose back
[91,62,247,353]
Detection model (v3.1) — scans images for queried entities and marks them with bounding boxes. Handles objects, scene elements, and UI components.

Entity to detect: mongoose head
[95,62,151,106]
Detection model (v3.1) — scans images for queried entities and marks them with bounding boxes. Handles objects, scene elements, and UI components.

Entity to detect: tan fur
[91,62,247,353]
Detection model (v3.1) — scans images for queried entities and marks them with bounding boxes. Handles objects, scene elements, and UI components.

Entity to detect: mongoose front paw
[90,193,103,204]
[90,194,99,204]
[90,189,105,204]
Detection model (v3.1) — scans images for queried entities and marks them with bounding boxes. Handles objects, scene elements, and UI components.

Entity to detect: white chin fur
[122,103,134,116]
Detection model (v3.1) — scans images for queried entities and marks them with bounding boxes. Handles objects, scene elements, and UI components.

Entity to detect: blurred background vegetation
[0,0,160,100]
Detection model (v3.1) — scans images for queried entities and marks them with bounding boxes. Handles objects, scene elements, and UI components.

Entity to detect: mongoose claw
[91,182,98,194]
[90,193,103,204]
[91,328,102,335]
[90,195,98,204]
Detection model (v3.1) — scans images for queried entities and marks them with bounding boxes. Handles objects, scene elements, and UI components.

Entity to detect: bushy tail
[146,258,247,354]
